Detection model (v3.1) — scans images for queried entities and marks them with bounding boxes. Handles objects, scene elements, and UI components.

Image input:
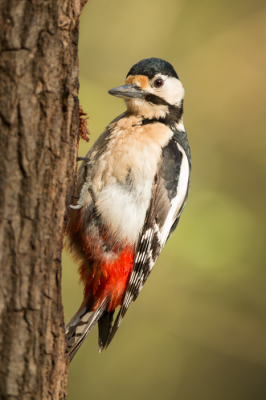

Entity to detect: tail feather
[98,310,115,352]
[66,298,107,361]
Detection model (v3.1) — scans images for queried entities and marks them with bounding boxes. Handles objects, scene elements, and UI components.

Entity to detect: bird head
[108,58,184,120]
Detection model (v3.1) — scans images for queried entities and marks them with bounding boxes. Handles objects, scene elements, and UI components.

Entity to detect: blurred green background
[62,0,266,399]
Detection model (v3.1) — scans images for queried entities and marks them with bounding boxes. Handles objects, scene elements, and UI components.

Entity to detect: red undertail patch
[79,248,134,312]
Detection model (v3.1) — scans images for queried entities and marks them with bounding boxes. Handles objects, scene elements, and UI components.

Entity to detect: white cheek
[156,77,185,106]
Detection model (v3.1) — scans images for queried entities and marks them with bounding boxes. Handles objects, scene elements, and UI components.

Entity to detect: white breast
[96,155,155,246]
[79,117,173,247]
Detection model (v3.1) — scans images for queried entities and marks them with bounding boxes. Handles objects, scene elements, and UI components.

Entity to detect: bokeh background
[62,0,266,399]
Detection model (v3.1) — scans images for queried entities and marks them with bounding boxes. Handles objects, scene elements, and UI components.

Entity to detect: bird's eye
[154,78,164,88]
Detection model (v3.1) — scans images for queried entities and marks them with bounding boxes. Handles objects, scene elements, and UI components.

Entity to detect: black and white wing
[104,134,191,349]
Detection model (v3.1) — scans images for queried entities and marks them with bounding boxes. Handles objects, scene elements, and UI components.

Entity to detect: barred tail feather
[66,298,107,361]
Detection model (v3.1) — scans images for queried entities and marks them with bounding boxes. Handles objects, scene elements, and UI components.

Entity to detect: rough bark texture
[0,0,86,398]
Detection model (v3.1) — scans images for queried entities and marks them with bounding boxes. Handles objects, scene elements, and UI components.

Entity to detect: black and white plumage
[66,57,191,358]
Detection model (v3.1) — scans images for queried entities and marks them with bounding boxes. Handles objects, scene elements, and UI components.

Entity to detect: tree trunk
[0,0,85,398]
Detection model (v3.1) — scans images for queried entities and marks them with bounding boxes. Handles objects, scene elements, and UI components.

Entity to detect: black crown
[126,58,179,80]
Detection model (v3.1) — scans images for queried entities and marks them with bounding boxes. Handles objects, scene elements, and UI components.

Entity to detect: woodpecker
[65,57,191,360]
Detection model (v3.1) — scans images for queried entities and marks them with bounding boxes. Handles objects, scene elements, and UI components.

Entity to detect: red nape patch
[80,248,134,313]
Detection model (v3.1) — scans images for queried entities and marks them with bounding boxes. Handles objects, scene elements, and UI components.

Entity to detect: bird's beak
[108,84,145,100]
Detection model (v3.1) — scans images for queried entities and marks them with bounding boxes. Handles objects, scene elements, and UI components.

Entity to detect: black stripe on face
[144,93,169,106]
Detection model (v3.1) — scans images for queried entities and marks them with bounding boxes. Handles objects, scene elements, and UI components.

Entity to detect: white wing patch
[159,142,190,246]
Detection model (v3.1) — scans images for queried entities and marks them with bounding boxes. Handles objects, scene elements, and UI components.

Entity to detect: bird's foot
[70,158,97,210]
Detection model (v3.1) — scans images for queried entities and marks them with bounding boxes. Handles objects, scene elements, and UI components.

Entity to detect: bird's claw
[70,158,96,210]
[77,157,90,162]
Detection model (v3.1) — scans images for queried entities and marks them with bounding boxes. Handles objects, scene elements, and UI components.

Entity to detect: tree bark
[0,0,85,398]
